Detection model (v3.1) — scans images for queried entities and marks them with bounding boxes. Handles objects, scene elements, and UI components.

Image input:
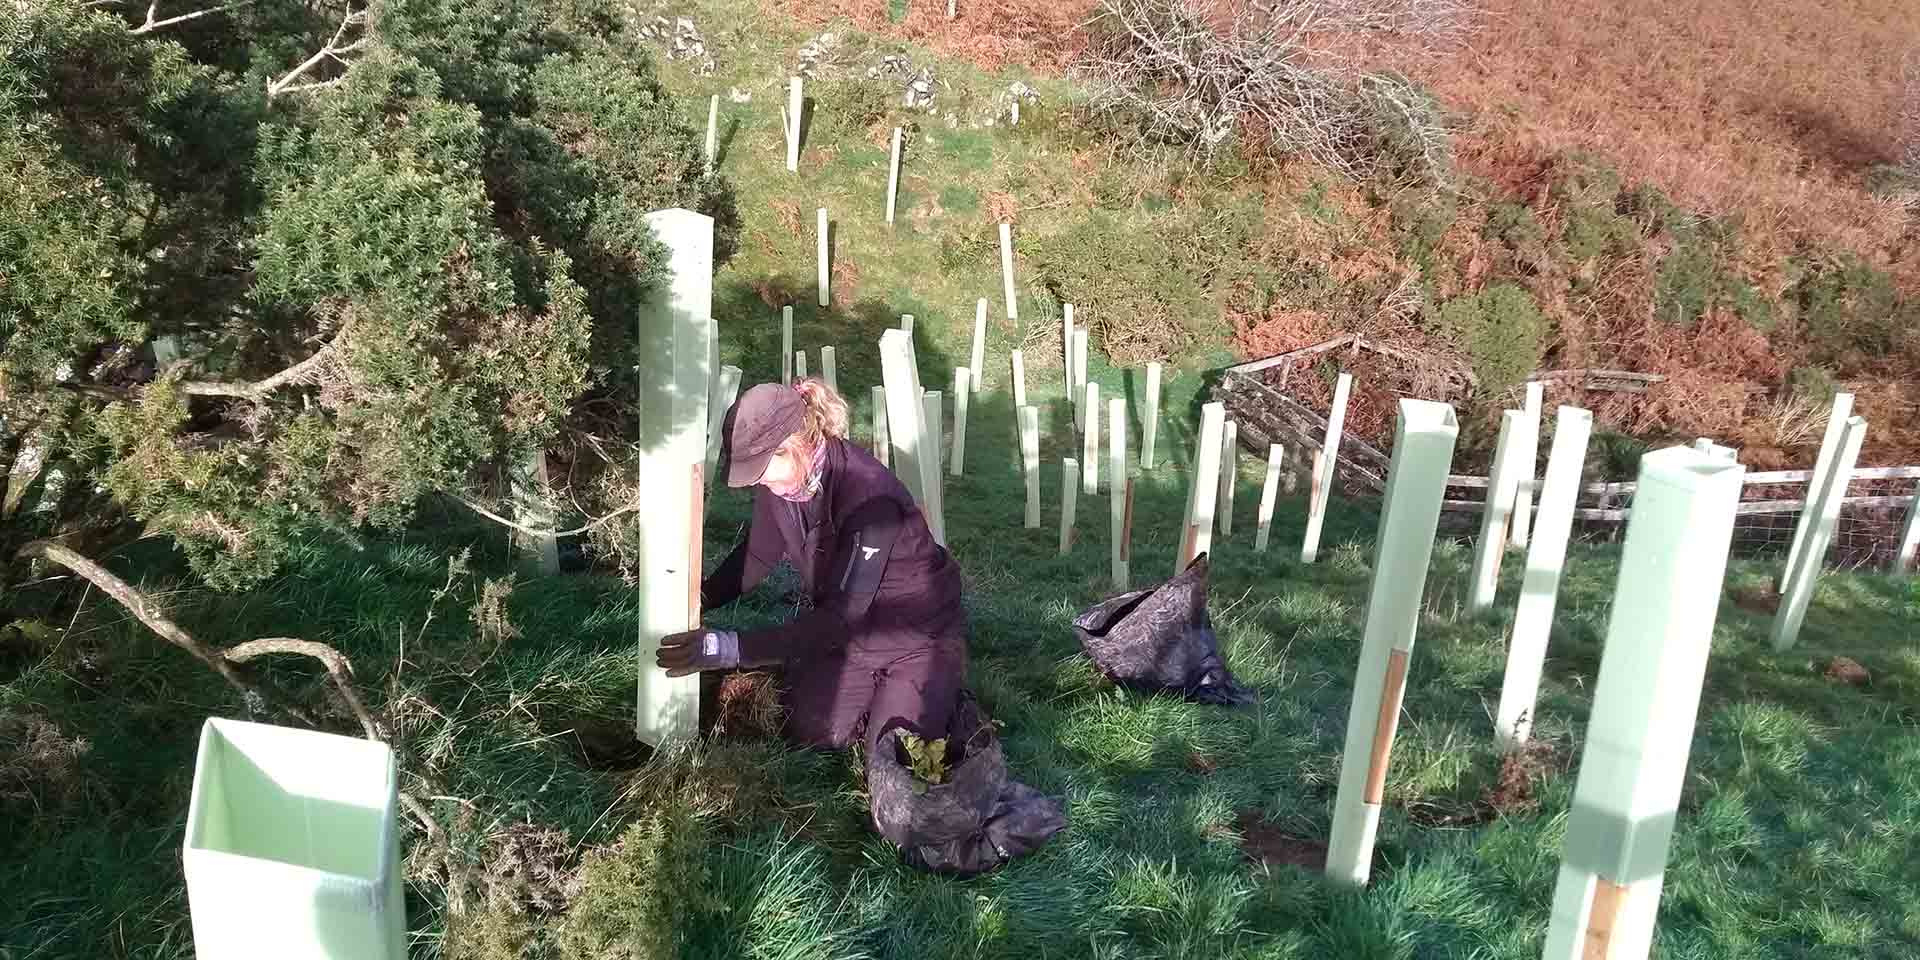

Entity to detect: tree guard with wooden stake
[1468,410,1525,615]
[781,306,793,385]
[1217,420,1238,537]
[1542,445,1745,960]
[816,208,830,307]
[184,718,406,960]
[1021,406,1041,529]
[1060,457,1079,555]
[1255,443,1283,553]
[1142,362,1162,469]
[871,385,889,469]
[1494,405,1593,750]
[879,329,942,545]
[1178,402,1226,574]
[999,222,1018,320]
[703,365,743,486]
[1301,371,1352,563]
[1110,396,1129,588]
[1082,382,1100,494]
[1322,400,1458,888]
[1779,392,1854,590]
[971,299,987,394]
[885,126,902,224]
[786,77,802,172]
[951,368,971,477]
[634,208,712,747]
[1771,415,1868,651]
[1510,380,1545,550]
[924,390,948,543]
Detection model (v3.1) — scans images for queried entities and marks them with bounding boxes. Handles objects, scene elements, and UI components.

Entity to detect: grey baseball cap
[721,383,807,487]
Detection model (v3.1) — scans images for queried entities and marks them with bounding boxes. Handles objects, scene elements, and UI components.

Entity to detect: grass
[7,5,1920,959]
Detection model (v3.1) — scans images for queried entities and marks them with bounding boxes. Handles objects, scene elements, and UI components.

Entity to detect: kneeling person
[655,379,967,755]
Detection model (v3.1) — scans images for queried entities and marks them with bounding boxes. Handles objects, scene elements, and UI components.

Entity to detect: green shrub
[1028,211,1215,364]
[1432,283,1548,397]
[1653,237,1719,328]
[1787,253,1912,363]
[1550,154,1640,262]
[1589,431,1649,481]
[806,76,898,146]
[1787,365,1840,403]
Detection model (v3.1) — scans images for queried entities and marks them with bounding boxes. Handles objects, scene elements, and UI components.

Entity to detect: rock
[728,87,751,103]
[1823,656,1870,685]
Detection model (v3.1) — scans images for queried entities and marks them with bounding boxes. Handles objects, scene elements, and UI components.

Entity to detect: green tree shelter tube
[184,718,403,960]
[1543,445,1745,960]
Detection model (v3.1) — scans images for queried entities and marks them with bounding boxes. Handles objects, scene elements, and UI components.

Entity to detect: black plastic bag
[867,692,1067,876]
[1070,553,1254,705]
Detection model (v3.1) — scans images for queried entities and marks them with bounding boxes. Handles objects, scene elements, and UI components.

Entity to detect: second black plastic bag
[1070,553,1254,705]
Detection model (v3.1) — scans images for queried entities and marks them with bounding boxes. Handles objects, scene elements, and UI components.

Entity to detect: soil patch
[1733,582,1782,615]
[550,713,652,771]
[1823,656,1870,686]
[1232,809,1327,872]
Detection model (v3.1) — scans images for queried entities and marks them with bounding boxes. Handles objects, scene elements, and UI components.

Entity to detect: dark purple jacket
[701,437,965,664]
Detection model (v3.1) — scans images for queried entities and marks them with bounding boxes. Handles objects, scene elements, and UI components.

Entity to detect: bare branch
[267,5,372,99]
[453,494,639,539]
[130,0,255,34]
[16,540,315,725]
[178,341,336,399]
[225,637,382,739]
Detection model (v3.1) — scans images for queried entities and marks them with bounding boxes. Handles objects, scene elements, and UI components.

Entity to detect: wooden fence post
[1324,400,1460,887]
[1495,406,1593,749]
[1543,446,1745,960]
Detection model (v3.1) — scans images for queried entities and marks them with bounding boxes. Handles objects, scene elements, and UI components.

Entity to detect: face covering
[770,439,827,503]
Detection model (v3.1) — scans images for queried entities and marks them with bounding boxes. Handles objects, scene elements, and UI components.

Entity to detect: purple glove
[655,627,740,677]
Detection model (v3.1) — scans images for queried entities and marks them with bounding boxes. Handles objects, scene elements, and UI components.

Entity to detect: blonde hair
[792,378,850,448]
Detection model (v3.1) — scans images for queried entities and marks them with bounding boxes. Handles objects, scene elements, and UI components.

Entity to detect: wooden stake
[1255,443,1283,552]
[1362,649,1410,805]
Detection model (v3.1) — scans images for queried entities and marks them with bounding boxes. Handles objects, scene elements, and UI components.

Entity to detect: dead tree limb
[267,5,372,99]
[453,495,639,539]
[178,341,336,399]
[130,0,256,34]
[225,637,382,739]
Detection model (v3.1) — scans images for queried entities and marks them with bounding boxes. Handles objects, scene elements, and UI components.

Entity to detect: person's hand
[655,627,739,677]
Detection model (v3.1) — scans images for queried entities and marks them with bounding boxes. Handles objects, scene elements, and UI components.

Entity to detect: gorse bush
[1786,253,1913,365]
[1029,211,1215,364]
[0,0,736,588]
[1432,283,1547,398]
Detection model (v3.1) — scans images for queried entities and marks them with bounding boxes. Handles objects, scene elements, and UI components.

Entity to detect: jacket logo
[861,546,879,560]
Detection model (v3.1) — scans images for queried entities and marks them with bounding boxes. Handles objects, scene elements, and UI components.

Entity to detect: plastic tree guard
[185,717,404,960]
[1771,415,1868,651]
[634,208,712,746]
[1543,445,1745,960]
[1468,409,1525,614]
[1324,400,1459,888]
[1178,402,1226,574]
[1301,372,1353,563]
[1495,405,1593,749]
[1779,392,1853,590]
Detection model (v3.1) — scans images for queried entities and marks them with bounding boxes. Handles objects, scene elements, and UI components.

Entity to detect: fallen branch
[179,341,337,399]
[226,637,381,739]
[129,0,255,34]
[454,494,639,539]
[267,5,371,99]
